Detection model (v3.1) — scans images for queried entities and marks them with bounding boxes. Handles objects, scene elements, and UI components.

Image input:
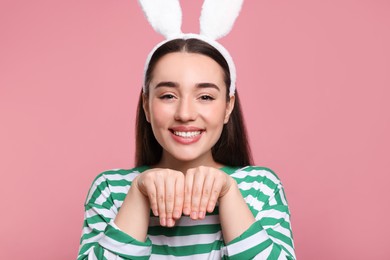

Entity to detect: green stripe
[241,189,270,203]
[78,242,97,258]
[235,176,280,190]
[267,229,294,248]
[105,224,152,246]
[152,240,222,256]
[229,239,273,260]
[85,214,111,224]
[268,243,282,259]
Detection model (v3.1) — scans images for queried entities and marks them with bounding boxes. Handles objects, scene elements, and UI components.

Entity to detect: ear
[142,94,151,123]
[224,95,235,124]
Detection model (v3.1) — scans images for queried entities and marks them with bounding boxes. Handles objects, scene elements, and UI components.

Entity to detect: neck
[154,152,223,173]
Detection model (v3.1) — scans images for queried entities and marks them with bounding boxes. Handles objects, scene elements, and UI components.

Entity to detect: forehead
[151,52,225,85]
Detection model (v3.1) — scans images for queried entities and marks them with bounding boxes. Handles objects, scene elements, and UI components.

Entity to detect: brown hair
[135,38,253,167]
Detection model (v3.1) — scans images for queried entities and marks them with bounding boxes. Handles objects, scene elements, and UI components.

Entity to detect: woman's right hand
[134,168,185,227]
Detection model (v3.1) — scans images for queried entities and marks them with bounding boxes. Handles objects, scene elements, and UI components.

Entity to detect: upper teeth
[174,131,201,138]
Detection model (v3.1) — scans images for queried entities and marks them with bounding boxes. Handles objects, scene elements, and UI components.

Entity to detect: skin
[114,52,255,244]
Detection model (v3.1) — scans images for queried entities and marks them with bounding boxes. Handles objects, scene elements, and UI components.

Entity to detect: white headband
[139,0,244,97]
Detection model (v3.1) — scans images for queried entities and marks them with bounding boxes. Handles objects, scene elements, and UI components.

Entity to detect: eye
[159,94,176,100]
[199,95,215,101]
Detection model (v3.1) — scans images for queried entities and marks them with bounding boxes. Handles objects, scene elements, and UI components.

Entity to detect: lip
[170,126,204,132]
[169,126,205,145]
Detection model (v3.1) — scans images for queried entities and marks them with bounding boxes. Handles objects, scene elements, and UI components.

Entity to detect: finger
[190,169,205,220]
[155,173,166,226]
[207,174,224,213]
[165,174,175,227]
[183,170,194,216]
[198,173,214,219]
[137,174,159,217]
[173,174,184,220]
[146,181,159,217]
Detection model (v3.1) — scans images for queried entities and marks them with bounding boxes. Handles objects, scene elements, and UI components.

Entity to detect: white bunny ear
[200,0,244,40]
[138,0,182,39]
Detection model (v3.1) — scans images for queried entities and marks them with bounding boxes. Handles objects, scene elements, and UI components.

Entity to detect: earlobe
[142,94,151,123]
[224,95,235,124]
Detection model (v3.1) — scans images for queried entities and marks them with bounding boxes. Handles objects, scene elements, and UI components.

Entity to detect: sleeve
[77,172,152,260]
[223,167,296,260]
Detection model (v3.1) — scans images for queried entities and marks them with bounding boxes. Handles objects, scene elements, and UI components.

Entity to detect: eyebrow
[155,81,179,88]
[154,81,220,91]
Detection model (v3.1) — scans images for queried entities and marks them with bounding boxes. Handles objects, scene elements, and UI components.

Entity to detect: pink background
[1,1,389,259]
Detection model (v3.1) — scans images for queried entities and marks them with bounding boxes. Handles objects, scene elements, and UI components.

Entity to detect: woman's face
[143,52,235,167]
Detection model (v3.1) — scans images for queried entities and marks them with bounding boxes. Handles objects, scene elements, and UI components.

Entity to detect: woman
[78,38,295,259]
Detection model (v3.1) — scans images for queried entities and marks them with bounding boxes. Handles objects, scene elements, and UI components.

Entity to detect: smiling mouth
[172,131,202,138]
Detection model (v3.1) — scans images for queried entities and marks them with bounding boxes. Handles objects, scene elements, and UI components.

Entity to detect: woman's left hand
[183,166,234,220]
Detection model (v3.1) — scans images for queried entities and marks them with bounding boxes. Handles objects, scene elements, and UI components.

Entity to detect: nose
[174,97,197,122]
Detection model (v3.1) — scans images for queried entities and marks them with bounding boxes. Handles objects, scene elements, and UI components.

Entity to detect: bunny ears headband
[139,0,244,97]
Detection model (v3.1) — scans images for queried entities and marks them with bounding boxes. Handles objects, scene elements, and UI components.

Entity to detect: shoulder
[91,165,150,186]
[223,166,282,186]
[84,166,149,206]
[224,166,289,208]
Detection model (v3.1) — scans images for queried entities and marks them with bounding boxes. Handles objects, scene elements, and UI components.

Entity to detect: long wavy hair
[135,38,253,167]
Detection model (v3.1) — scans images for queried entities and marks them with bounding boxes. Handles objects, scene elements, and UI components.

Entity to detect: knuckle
[176,192,184,199]
[193,186,201,195]
[184,186,191,195]
[158,194,164,202]
[202,188,210,196]
[149,192,156,200]
[166,194,174,202]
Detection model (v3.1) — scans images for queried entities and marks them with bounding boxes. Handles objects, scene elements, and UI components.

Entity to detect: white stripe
[238,181,274,197]
[255,209,290,222]
[149,231,222,246]
[244,194,265,212]
[77,239,95,259]
[80,232,105,247]
[231,168,280,186]
[87,222,107,232]
[149,215,220,227]
[104,172,139,182]
[82,227,93,236]
[226,229,269,256]
[110,185,130,194]
[279,186,288,206]
[277,251,290,260]
[103,249,124,259]
[150,249,223,260]
[94,186,112,206]
[88,248,97,260]
[253,243,273,259]
[85,205,117,219]
[86,175,107,204]
[269,236,296,259]
[98,233,151,257]
[86,171,138,204]
[269,195,277,206]
[266,224,293,240]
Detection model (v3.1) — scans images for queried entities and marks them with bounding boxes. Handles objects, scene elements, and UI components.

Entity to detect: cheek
[203,104,228,122]
[149,103,172,126]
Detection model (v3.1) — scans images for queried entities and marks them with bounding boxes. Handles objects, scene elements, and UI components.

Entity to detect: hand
[183,166,234,220]
[134,168,185,227]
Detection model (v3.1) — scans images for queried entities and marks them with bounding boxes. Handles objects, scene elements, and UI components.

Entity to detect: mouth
[169,127,205,144]
[172,130,202,138]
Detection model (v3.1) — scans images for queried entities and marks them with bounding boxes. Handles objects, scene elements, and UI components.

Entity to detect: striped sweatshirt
[78,166,295,259]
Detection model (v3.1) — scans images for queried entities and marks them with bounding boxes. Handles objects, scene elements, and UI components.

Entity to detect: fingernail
[191,211,198,219]
[160,218,166,226]
[199,211,205,219]
[153,210,159,216]
[167,219,173,227]
[173,210,180,219]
